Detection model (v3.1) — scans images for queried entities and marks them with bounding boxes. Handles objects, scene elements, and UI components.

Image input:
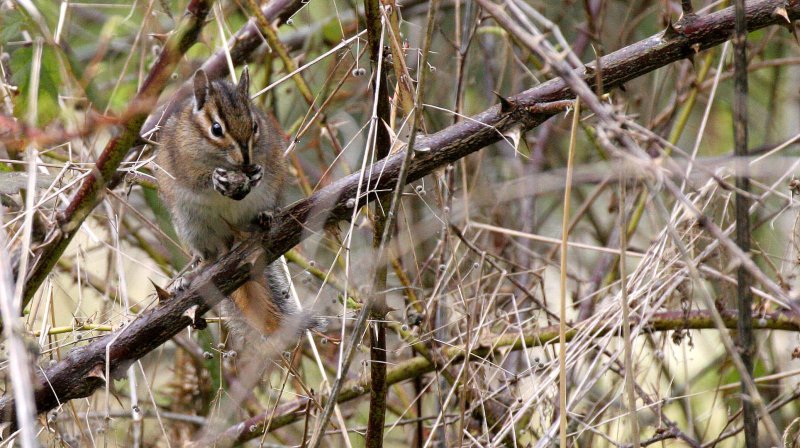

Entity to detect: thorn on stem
[773,6,792,25]
[493,91,515,113]
[662,18,682,41]
[773,6,799,44]
[86,364,106,382]
[183,305,206,329]
[150,279,171,303]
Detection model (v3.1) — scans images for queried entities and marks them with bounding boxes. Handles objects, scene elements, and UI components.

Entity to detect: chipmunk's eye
[252,121,258,134]
[211,122,224,137]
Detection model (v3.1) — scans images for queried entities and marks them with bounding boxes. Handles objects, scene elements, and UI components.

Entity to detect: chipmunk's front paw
[170,274,192,294]
[174,276,190,292]
[243,164,263,188]
[213,167,251,200]
[169,258,202,294]
[254,208,277,230]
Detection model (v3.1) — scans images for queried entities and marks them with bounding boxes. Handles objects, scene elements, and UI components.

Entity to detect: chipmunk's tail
[227,260,326,337]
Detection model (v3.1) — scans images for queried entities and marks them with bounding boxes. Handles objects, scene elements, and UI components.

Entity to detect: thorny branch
[732,0,757,445]
[362,0,392,446]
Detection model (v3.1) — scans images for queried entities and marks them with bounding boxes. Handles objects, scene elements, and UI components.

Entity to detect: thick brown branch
[1,239,255,426]
[5,0,799,428]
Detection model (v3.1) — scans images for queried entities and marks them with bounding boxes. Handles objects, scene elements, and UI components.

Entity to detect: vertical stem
[367,205,389,448]
[733,0,756,446]
[365,320,388,447]
[559,98,580,446]
[619,166,640,447]
[308,13,396,442]
[364,0,392,157]
[364,0,391,446]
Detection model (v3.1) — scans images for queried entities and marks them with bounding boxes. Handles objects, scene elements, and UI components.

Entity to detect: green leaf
[0,9,28,44]
[9,45,62,126]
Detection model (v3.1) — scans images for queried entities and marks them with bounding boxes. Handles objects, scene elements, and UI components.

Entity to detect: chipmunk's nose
[229,140,250,166]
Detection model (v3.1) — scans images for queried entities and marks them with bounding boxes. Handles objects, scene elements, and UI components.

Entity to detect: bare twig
[558,98,579,446]
[619,159,640,447]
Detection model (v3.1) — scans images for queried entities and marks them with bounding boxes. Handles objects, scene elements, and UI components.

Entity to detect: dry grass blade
[558,98,579,446]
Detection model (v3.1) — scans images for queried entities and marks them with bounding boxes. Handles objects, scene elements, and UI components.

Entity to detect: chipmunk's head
[191,67,260,169]
[189,68,264,200]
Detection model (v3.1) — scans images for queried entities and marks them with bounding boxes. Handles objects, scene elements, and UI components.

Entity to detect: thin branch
[733,0,756,445]
[363,0,392,445]
[558,98,579,447]
[619,158,640,447]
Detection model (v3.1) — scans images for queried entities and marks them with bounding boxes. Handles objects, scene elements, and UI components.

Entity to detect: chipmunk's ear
[193,69,210,110]
[238,67,250,98]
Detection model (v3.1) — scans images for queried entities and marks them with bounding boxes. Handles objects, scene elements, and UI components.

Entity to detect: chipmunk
[155,67,322,340]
